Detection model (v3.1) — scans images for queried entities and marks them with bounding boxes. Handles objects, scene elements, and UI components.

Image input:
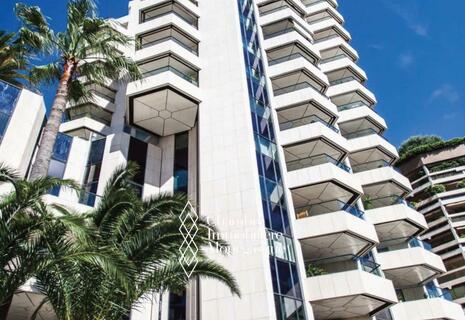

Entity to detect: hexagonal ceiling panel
[130,87,198,136]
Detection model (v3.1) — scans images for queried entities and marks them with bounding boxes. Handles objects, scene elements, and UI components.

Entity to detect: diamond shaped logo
[179,201,198,278]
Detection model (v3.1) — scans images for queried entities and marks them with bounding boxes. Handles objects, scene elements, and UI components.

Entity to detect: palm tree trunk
[29,60,75,181]
[0,295,13,320]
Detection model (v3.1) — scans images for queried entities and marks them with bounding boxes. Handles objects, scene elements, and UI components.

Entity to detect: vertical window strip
[237,0,306,318]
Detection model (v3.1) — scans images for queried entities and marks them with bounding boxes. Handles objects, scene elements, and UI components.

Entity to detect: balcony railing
[314,33,340,43]
[295,199,364,219]
[263,27,295,40]
[308,15,336,25]
[279,114,338,132]
[138,35,198,54]
[344,128,387,141]
[320,53,348,64]
[352,159,391,173]
[425,282,453,301]
[329,75,358,86]
[286,153,350,172]
[306,254,381,277]
[337,100,370,112]
[141,10,198,29]
[273,81,322,96]
[259,4,302,17]
[268,52,315,66]
[142,65,198,86]
[363,195,416,210]
[64,111,111,126]
[409,238,433,251]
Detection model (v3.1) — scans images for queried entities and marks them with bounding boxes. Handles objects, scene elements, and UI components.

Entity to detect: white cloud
[430,84,460,105]
[383,1,428,37]
[398,52,414,68]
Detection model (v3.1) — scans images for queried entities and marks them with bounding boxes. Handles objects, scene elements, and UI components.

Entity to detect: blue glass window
[237,0,305,317]
[80,137,106,206]
[47,133,73,196]
[0,80,21,141]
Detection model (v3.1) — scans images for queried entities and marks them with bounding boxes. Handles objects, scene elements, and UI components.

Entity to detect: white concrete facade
[5,1,465,320]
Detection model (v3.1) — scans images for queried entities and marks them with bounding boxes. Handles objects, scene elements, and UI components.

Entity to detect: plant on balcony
[426,184,446,196]
[14,0,142,180]
[429,156,465,173]
[396,135,465,166]
[458,179,465,189]
[362,195,374,210]
[306,264,326,277]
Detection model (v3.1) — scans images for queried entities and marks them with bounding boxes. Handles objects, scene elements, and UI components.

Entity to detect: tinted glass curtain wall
[0,80,21,142]
[237,0,306,318]
[80,136,106,206]
[47,133,73,196]
[168,131,189,320]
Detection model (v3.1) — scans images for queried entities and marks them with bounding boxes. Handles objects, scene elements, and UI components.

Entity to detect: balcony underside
[128,86,198,136]
[365,204,427,241]
[305,270,396,320]
[390,298,465,320]
[378,248,446,287]
[7,282,56,320]
[295,211,377,260]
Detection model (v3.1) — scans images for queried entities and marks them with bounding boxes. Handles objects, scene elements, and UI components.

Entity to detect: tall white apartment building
[397,139,465,311]
[4,0,465,319]
[0,80,45,178]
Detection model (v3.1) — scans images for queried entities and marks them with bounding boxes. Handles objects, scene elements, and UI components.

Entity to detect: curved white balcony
[316,36,358,62]
[279,121,348,153]
[272,85,338,116]
[135,34,200,67]
[136,11,200,42]
[356,166,413,199]
[259,7,313,39]
[306,2,343,23]
[348,132,399,162]
[338,104,386,130]
[131,0,199,18]
[295,210,378,260]
[313,23,351,44]
[60,117,112,139]
[320,56,367,84]
[390,298,465,320]
[309,17,350,40]
[127,71,200,136]
[378,247,446,287]
[304,270,396,320]
[288,163,363,219]
[365,203,427,241]
[268,56,329,87]
[264,32,321,62]
[327,80,377,106]
[304,0,338,10]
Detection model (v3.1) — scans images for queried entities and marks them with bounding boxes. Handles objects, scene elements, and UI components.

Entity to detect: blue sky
[1,0,464,146]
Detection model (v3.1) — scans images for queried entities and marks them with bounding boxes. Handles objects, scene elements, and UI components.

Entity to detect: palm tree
[0,165,131,320]
[15,0,141,180]
[32,164,240,320]
[0,31,26,86]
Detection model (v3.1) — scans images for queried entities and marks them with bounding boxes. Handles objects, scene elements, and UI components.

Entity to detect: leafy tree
[0,165,128,320]
[426,184,446,196]
[15,0,141,180]
[32,163,240,320]
[398,135,443,158]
